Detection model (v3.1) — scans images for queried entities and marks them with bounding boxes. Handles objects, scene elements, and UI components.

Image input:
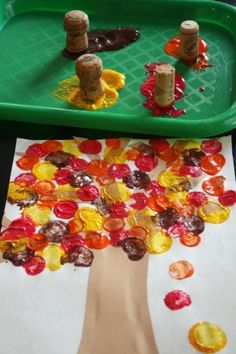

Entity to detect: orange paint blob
[34,180,56,196]
[84,231,109,249]
[86,160,108,177]
[41,140,63,153]
[200,154,226,175]
[16,155,39,170]
[202,176,225,196]
[169,260,194,280]
[164,36,213,71]
[105,138,121,150]
[180,232,201,247]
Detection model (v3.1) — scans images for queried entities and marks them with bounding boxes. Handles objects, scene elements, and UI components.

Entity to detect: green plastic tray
[0,0,236,137]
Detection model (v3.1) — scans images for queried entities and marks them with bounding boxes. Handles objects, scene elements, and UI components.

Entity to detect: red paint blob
[15,173,37,187]
[140,63,186,117]
[61,233,85,252]
[164,290,192,310]
[26,143,46,157]
[135,154,158,172]
[23,256,46,276]
[130,192,147,209]
[187,191,208,207]
[107,163,131,179]
[79,140,102,154]
[9,217,36,236]
[149,139,170,154]
[76,185,99,201]
[164,36,213,71]
[53,201,78,219]
[200,154,226,175]
[145,181,166,196]
[110,202,130,218]
[69,157,88,171]
[54,168,73,185]
[201,139,222,155]
[218,190,236,206]
[179,165,202,177]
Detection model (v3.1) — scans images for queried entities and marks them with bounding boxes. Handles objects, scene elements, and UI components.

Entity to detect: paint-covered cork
[180,20,199,61]
[64,10,89,54]
[154,64,175,108]
[76,54,105,101]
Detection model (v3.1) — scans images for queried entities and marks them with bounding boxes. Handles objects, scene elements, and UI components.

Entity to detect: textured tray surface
[0,0,236,136]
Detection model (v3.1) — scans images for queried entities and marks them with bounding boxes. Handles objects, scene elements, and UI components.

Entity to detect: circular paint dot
[107,163,131,178]
[23,256,46,276]
[218,190,236,206]
[169,260,194,280]
[15,173,37,187]
[164,290,192,310]
[180,233,201,247]
[9,217,36,235]
[41,140,63,153]
[135,154,158,172]
[110,202,129,218]
[62,139,80,156]
[200,154,225,175]
[26,143,46,157]
[69,157,88,171]
[79,140,102,154]
[202,176,225,196]
[130,192,147,209]
[34,180,56,196]
[77,207,104,231]
[28,233,49,251]
[76,185,99,202]
[86,160,108,177]
[54,168,73,185]
[16,155,39,170]
[198,201,230,224]
[32,162,58,180]
[187,191,208,207]
[103,217,125,232]
[23,205,51,226]
[53,200,78,219]
[37,244,65,271]
[84,231,109,249]
[201,139,222,154]
[102,182,131,202]
[189,322,227,353]
[146,230,172,254]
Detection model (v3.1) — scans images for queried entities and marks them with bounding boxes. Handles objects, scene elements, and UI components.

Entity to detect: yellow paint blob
[32,162,58,180]
[127,209,158,234]
[102,182,131,202]
[189,322,227,353]
[62,140,80,156]
[7,183,35,203]
[0,238,28,253]
[37,244,65,271]
[166,191,187,203]
[146,230,172,254]
[76,207,104,231]
[198,201,230,223]
[23,205,51,226]
[158,170,189,189]
[103,147,127,164]
[52,70,125,111]
[55,184,77,201]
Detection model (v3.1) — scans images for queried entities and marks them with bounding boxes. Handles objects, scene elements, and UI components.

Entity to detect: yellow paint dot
[127,209,157,234]
[102,182,131,202]
[62,140,80,156]
[101,69,125,90]
[198,201,230,223]
[183,140,201,150]
[146,230,172,254]
[55,184,77,201]
[189,322,227,353]
[32,162,58,180]
[7,183,35,202]
[0,238,28,253]
[103,147,127,164]
[166,191,187,203]
[158,170,189,189]
[37,244,65,271]
[23,205,51,226]
[77,207,103,231]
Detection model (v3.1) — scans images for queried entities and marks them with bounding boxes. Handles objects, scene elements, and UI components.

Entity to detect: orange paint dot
[84,231,109,249]
[28,233,49,251]
[16,155,39,170]
[129,226,148,241]
[169,260,194,280]
[103,217,125,232]
[41,140,63,154]
[86,159,108,177]
[202,176,225,196]
[125,149,140,161]
[34,180,56,196]
[200,154,225,175]
[160,147,179,164]
[68,218,84,233]
[180,233,201,247]
[147,195,170,212]
[105,138,121,150]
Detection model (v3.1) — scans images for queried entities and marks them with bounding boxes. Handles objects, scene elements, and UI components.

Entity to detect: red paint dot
[135,154,158,172]
[9,217,36,235]
[149,139,170,154]
[54,168,73,185]
[107,164,131,178]
[79,140,102,154]
[110,202,129,218]
[218,190,236,206]
[26,143,46,157]
[164,290,192,310]
[53,201,78,219]
[69,157,88,171]
[187,191,208,207]
[15,173,37,187]
[130,193,147,209]
[201,139,222,154]
[76,185,99,202]
[23,256,46,276]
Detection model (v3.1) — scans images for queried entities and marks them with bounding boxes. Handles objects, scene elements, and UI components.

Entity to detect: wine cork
[155,64,175,108]
[64,10,89,54]
[180,20,199,61]
[76,54,105,102]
